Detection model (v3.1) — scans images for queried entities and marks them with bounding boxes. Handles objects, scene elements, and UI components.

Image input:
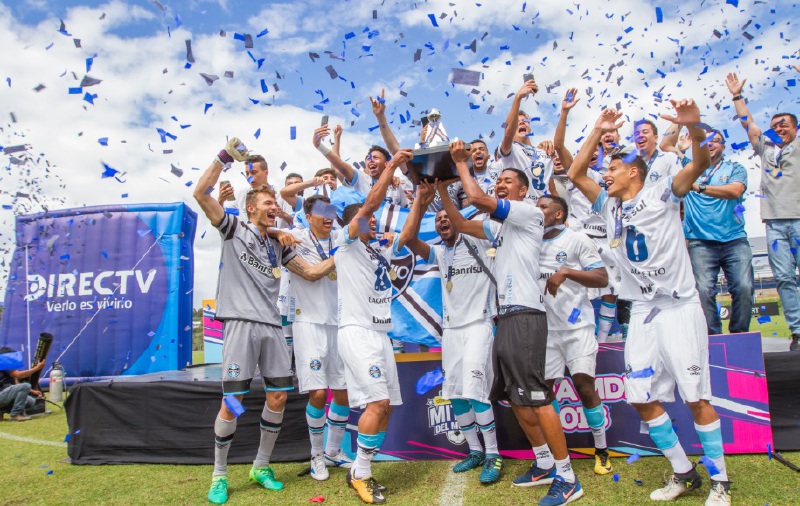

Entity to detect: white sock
[591,426,607,450]
[324,401,350,457]
[453,409,483,452]
[695,420,729,481]
[474,405,499,455]
[306,403,326,457]
[597,300,616,343]
[533,444,555,470]
[555,457,576,483]
[353,433,380,479]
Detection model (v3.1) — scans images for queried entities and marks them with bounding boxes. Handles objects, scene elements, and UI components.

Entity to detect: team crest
[310,358,322,371]
[227,363,241,378]
[556,251,568,264]
[720,175,730,183]
[649,171,661,182]
[369,364,382,379]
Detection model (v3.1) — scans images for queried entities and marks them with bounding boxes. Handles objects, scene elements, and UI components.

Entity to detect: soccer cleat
[705,480,731,505]
[346,469,386,504]
[207,476,229,504]
[310,455,329,481]
[324,449,354,468]
[512,463,557,487]
[621,323,629,341]
[594,449,613,475]
[249,466,284,491]
[790,334,800,352]
[538,476,584,506]
[650,465,702,501]
[479,454,503,484]
[453,450,485,473]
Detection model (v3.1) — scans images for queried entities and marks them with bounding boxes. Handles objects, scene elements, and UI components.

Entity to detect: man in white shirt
[443,141,583,506]
[335,147,413,504]
[633,119,682,188]
[568,101,731,505]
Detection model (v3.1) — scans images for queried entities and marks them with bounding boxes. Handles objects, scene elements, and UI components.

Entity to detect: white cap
[427,108,441,120]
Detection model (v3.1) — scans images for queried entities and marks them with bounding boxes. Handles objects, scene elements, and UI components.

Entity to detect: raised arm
[281,177,323,208]
[312,126,357,183]
[451,141,497,214]
[568,110,623,204]
[347,149,414,240]
[554,88,580,169]
[500,80,538,156]
[332,124,342,157]
[663,99,711,198]
[193,138,249,226]
[397,180,435,258]
[725,73,761,148]
[371,88,401,155]
[439,177,487,240]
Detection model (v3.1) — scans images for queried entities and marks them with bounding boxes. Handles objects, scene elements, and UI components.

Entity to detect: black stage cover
[65,365,311,465]
[764,351,800,451]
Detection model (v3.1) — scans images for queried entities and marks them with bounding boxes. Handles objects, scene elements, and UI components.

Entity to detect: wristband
[732,95,743,101]
[316,143,331,156]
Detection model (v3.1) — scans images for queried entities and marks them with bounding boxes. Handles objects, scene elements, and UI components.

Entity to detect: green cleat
[249,466,284,491]
[207,476,229,504]
[479,454,504,484]
[453,450,485,473]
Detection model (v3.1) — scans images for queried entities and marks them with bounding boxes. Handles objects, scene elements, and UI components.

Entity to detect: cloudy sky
[0,0,798,306]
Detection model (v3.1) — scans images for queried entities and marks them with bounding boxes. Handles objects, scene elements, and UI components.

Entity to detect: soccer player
[536,195,613,475]
[497,79,554,205]
[193,138,336,505]
[568,101,731,505]
[444,140,583,506]
[633,118,682,187]
[335,147,413,504]
[551,89,619,343]
[288,195,353,480]
[281,168,339,211]
[394,179,501,484]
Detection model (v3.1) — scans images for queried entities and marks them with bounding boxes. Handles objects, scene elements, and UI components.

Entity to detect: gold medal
[486,248,497,257]
[272,267,282,278]
[609,237,622,249]
[328,271,338,281]
[389,268,398,281]
[446,280,453,292]
[532,167,543,178]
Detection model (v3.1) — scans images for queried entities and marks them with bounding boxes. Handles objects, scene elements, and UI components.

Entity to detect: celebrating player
[536,195,613,475]
[444,140,583,506]
[395,179,501,484]
[288,195,353,480]
[335,148,413,504]
[193,138,336,505]
[568,101,731,505]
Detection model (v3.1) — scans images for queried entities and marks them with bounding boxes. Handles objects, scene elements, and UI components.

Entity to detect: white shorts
[624,300,712,404]
[441,320,494,404]
[545,325,598,380]
[293,322,346,393]
[588,235,616,299]
[338,325,402,408]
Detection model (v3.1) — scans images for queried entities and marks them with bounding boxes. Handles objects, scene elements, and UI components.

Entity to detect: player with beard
[497,79,554,205]
[395,179,501,484]
[288,195,354,480]
[194,138,336,504]
[336,148,413,504]
[536,195,613,476]
[568,101,731,505]
[550,89,620,344]
[443,141,583,505]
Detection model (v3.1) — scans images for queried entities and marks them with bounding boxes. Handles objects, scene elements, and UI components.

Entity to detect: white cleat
[323,449,354,469]
[650,467,702,501]
[310,455,329,481]
[705,481,731,506]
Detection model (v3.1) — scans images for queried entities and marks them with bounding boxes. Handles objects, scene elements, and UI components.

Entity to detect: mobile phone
[421,116,429,127]
[523,72,535,83]
[220,180,235,201]
[321,115,329,126]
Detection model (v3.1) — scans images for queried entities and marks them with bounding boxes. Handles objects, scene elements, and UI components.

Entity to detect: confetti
[449,68,481,86]
[627,453,641,464]
[224,395,245,417]
[568,308,581,324]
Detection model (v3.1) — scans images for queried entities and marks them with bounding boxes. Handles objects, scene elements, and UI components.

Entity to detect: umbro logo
[687,365,701,376]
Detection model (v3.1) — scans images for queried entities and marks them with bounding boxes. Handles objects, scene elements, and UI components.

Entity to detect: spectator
[0,347,45,422]
[662,127,753,335]
[726,72,800,351]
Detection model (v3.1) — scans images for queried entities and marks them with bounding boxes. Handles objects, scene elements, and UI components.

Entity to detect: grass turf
[1,408,798,505]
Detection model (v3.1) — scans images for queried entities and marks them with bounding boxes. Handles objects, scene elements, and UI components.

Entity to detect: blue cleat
[539,476,584,506]
[512,463,556,488]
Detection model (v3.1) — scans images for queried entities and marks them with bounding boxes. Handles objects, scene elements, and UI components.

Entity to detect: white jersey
[475,162,501,195]
[426,235,496,328]
[559,170,607,238]
[482,200,546,312]
[288,228,339,326]
[643,149,681,188]
[497,142,554,205]
[334,225,395,331]
[593,176,698,308]
[538,229,604,330]
[345,170,409,208]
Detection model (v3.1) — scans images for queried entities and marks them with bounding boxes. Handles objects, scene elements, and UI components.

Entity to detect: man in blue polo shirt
[662,127,753,335]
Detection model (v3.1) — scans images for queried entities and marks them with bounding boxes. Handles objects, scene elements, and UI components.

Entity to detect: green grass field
[1,408,798,505]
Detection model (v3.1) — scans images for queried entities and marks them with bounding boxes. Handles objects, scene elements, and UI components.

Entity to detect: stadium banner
[359,332,771,460]
[0,203,197,379]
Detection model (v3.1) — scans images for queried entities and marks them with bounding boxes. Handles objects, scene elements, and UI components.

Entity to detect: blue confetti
[757,315,771,324]
[428,14,439,27]
[627,453,641,464]
[98,137,108,146]
[204,103,213,114]
[699,456,720,476]
[254,128,261,139]
[290,126,297,140]
[655,7,663,23]
[415,367,444,395]
[763,129,783,144]
[628,367,655,379]
[224,395,245,418]
[568,308,581,324]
